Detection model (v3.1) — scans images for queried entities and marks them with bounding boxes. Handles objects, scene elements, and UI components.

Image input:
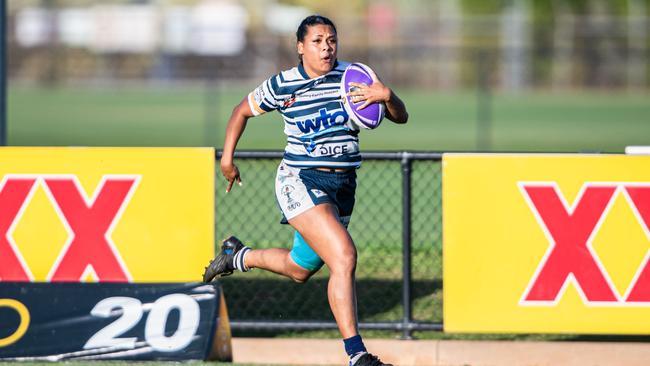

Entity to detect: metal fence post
[401,152,413,339]
[1,0,7,146]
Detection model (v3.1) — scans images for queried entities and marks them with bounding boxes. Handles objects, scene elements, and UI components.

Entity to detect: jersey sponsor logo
[301,89,339,99]
[296,108,348,134]
[0,175,139,282]
[519,182,650,305]
[318,143,350,156]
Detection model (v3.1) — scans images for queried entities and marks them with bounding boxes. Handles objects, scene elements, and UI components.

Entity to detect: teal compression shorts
[289,211,351,271]
[289,231,324,271]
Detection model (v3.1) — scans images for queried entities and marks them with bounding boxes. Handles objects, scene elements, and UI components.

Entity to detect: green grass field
[7,86,650,151]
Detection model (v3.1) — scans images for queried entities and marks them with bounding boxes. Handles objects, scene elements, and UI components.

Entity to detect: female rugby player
[203,15,408,366]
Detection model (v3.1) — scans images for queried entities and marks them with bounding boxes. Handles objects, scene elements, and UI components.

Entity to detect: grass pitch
[8,86,650,152]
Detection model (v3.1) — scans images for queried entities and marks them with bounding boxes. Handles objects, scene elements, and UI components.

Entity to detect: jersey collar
[297,63,310,79]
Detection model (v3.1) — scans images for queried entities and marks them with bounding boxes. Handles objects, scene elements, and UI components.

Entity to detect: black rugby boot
[350,353,393,366]
[202,236,245,282]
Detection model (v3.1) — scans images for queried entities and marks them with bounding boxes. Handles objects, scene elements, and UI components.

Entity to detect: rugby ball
[340,63,386,129]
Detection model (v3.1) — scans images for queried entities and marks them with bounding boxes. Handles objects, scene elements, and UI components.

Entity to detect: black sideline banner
[0,282,231,361]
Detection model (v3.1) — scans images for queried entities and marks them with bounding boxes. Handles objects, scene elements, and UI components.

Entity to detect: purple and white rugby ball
[341,63,385,130]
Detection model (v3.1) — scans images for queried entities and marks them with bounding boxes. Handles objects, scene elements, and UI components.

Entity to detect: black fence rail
[215,151,443,338]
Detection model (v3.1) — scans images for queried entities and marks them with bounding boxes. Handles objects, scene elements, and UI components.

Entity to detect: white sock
[233,246,251,272]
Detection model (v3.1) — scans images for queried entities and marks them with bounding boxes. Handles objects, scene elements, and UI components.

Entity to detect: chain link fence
[214,151,442,337]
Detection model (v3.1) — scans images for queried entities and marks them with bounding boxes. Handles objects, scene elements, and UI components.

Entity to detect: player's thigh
[288,203,357,271]
[289,231,325,272]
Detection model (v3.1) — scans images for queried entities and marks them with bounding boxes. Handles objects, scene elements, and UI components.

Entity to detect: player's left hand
[347,77,391,111]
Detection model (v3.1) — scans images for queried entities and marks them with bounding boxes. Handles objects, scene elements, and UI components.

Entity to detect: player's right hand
[221,162,242,193]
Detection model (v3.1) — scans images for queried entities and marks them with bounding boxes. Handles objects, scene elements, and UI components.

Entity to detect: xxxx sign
[443,154,650,334]
[520,183,650,304]
[0,148,214,283]
[0,175,139,282]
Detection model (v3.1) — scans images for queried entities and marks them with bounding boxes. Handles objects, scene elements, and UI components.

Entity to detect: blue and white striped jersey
[247,60,361,169]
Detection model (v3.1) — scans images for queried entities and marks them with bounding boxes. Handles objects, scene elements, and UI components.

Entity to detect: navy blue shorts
[275,162,356,224]
[274,162,357,270]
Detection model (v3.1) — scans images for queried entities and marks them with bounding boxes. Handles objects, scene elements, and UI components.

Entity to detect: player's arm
[221,97,255,193]
[381,85,408,124]
[348,78,408,124]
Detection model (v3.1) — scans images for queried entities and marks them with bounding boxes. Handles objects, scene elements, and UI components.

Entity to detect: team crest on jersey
[283,96,296,108]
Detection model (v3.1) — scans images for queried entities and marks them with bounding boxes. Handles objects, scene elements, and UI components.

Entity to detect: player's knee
[330,246,357,276]
[289,268,313,283]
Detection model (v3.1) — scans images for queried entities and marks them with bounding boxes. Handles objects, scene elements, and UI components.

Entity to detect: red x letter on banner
[624,186,650,302]
[45,177,138,282]
[0,178,36,281]
[522,184,618,303]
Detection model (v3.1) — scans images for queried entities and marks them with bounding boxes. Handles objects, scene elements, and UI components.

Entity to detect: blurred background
[3,0,650,340]
[5,0,650,152]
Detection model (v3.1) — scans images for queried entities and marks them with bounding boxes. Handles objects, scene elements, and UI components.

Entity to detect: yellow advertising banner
[0,147,214,283]
[443,154,650,334]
